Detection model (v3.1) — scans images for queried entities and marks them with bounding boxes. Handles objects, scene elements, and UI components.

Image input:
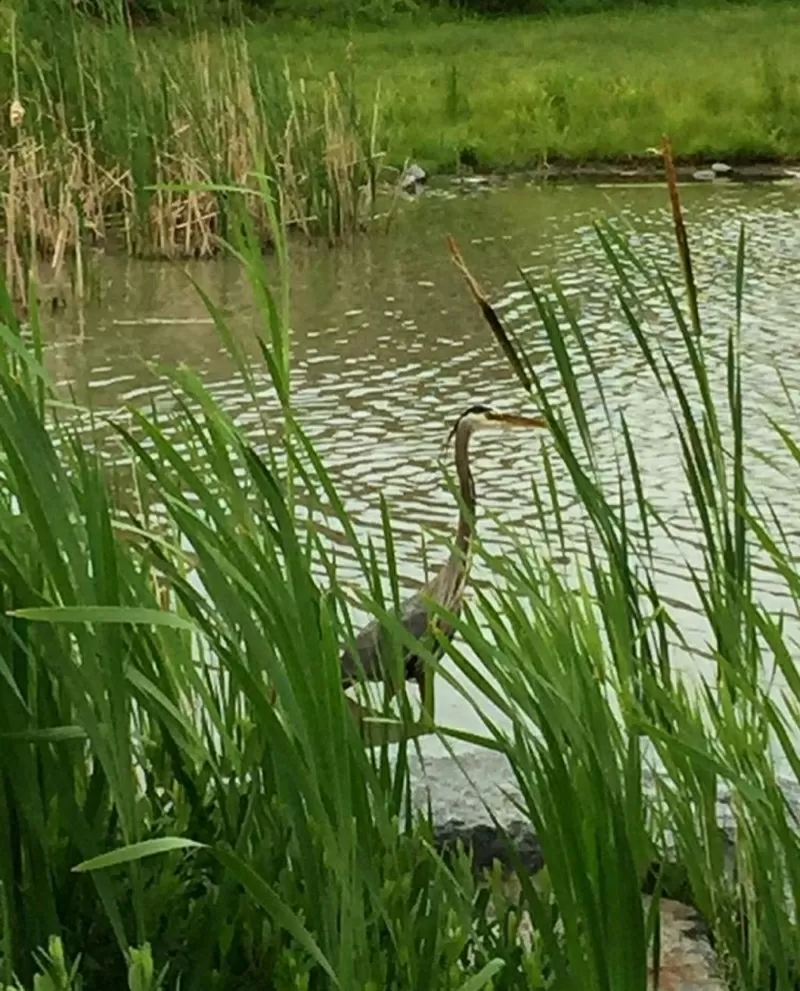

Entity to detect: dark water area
[44,176,800,756]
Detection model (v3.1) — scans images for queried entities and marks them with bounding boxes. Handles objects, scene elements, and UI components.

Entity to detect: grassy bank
[262,4,800,169]
[3,2,800,280]
[3,158,800,988]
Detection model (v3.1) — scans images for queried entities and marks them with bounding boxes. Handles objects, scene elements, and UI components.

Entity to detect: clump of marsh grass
[0,183,518,991]
[437,137,800,990]
[1,4,387,301]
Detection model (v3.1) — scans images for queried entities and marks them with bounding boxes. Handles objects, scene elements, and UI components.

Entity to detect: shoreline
[6,156,797,305]
[531,158,800,185]
[419,156,800,188]
[411,747,750,877]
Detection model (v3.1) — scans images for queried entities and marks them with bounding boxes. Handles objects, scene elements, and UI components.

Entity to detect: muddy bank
[534,156,800,185]
[410,157,800,193]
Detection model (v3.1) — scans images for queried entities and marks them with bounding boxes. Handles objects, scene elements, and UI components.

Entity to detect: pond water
[45,176,800,758]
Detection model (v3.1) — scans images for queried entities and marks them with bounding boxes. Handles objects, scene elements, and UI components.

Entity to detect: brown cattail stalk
[661,134,701,336]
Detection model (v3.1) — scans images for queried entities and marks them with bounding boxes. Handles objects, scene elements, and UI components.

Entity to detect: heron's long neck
[454,425,476,557]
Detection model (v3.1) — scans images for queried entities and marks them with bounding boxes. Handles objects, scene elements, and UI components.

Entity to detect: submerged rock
[692,163,735,182]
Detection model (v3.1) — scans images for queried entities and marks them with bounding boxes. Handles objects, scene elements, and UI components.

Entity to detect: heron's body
[340,404,546,715]
[339,540,470,693]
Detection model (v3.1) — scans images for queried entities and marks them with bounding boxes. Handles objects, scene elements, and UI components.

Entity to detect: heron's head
[446,403,548,446]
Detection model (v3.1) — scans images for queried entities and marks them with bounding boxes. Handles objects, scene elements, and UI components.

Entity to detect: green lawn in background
[246,4,800,169]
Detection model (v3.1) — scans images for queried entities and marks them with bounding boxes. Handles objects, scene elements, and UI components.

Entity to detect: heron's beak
[487,412,548,429]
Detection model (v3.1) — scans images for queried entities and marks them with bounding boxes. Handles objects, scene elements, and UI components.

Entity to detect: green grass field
[247,3,800,170]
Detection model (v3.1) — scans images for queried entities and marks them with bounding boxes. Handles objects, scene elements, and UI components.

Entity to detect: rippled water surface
[47,178,800,754]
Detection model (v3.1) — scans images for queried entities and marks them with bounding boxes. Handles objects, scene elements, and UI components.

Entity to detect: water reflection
[46,178,800,756]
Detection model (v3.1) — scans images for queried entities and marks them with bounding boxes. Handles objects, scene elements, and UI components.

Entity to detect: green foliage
[0,186,539,991]
[0,936,168,991]
[4,162,800,991]
[447,0,797,15]
[437,186,800,988]
[1,0,387,275]
[316,6,800,169]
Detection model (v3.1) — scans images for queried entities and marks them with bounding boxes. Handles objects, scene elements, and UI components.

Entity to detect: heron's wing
[340,613,384,683]
[340,584,460,684]
[339,587,428,681]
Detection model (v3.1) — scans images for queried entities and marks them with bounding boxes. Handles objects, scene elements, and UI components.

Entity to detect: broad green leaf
[1,726,87,743]
[73,838,205,873]
[9,606,196,631]
[455,958,505,991]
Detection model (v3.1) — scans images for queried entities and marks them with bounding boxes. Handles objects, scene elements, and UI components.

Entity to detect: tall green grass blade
[9,606,196,629]
[74,838,205,873]
[213,846,340,987]
[455,959,505,991]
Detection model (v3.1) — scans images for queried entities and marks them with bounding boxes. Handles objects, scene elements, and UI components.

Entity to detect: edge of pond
[26,155,797,280]
[418,158,800,191]
[410,746,794,879]
[410,747,773,981]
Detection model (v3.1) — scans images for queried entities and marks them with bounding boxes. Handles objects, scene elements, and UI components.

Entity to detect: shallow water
[46,176,800,757]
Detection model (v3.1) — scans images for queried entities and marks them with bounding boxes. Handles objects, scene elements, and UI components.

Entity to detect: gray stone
[409,747,793,857]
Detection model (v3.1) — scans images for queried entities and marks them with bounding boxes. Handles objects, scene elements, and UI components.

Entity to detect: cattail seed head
[10,98,24,128]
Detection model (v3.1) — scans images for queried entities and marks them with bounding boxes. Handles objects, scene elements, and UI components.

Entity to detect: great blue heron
[340,402,548,730]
